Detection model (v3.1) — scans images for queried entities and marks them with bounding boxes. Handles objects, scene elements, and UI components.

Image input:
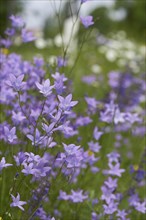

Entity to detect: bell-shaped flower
[36,79,54,97]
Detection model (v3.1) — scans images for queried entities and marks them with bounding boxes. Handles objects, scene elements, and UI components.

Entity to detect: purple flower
[21,162,35,175]
[80,16,94,28]
[9,15,25,28]
[36,79,54,97]
[57,57,67,67]
[104,177,118,190]
[4,126,17,143]
[27,129,44,146]
[134,201,146,214]
[42,122,55,135]
[14,152,25,166]
[65,154,83,168]
[12,111,26,124]
[58,190,70,201]
[82,75,97,85]
[62,143,83,168]
[116,210,128,220]
[0,157,12,171]
[124,112,141,124]
[76,116,92,127]
[128,193,140,206]
[63,143,80,155]
[114,108,125,124]
[103,201,118,214]
[69,190,88,203]
[88,141,101,153]
[93,127,103,140]
[107,152,120,164]
[101,186,116,204]
[108,163,125,177]
[10,193,27,211]
[58,94,78,114]
[1,39,12,48]
[5,28,15,36]
[6,74,26,91]
[21,29,36,42]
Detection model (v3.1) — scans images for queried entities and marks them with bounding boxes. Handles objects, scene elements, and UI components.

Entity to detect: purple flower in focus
[42,122,55,135]
[9,15,25,28]
[114,108,125,124]
[21,29,36,42]
[14,152,25,166]
[63,143,80,155]
[4,126,17,143]
[80,16,94,28]
[10,193,27,211]
[91,212,99,220]
[36,79,54,97]
[52,72,67,95]
[58,94,78,114]
[21,162,35,175]
[0,157,12,171]
[81,0,91,4]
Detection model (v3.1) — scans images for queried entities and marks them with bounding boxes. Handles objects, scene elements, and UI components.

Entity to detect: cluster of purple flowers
[0,3,145,219]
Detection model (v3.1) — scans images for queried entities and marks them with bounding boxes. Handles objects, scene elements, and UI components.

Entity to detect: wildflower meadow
[0,0,145,220]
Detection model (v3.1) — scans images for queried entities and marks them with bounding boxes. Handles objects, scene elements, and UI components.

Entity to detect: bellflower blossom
[52,72,67,95]
[5,28,15,36]
[36,79,54,97]
[80,16,94,28]
[4,126,17,143]
[93,126,103,140]
[9,15,25,28]
[103,201,118,214]
[57,57,67,67]
[10,193,27,211]
[6,74,26,91]
[58,94,78,114]
[134,201,146,214]
[0,157,12,171]
[108,163,125,177]
[27,129,44,146]
[69,190,88,203]
[21,29,36,42]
